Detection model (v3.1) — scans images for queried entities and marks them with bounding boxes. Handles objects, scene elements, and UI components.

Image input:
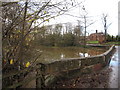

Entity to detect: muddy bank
[49,67,112,88]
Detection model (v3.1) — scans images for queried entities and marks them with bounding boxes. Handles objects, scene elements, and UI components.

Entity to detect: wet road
[108,46,120,88]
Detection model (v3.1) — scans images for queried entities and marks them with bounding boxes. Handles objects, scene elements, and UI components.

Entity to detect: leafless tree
[80,6,95,47]
[102,13,112,42]
[2,0,81,88]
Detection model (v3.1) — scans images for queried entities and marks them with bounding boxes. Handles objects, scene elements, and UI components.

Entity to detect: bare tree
[81,6,95,47]
[102,13,112,42]
[2,0,81,88]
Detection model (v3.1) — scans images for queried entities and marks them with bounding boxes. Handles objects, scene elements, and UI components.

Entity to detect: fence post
[36,63,46,88]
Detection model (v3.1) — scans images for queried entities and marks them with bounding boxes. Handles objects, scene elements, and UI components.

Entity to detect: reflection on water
[36,46,107,63]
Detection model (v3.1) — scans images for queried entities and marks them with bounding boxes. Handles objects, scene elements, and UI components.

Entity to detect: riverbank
[102,42,120,45]
[87,41,120,46]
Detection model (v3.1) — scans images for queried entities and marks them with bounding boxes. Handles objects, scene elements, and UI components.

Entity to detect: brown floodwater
[35,46,107,63]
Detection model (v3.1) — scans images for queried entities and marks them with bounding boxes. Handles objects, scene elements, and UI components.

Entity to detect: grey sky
[46,0,119,36]
[2,0,119,35]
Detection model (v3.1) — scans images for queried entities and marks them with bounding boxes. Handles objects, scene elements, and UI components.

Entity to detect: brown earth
[49,67,112,88]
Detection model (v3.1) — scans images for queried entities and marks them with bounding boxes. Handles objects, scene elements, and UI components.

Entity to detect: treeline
[34,24,120,46]
[34,23,84,47]
[107,35,120,42]
[38,33,78,46]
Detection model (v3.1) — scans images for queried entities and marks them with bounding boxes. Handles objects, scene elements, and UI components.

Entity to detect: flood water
[35,46,107,63]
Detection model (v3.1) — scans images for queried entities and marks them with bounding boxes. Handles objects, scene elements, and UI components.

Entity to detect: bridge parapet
[42,45,116,86]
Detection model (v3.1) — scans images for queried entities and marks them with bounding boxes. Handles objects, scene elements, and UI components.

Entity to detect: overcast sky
[46,0,119,36]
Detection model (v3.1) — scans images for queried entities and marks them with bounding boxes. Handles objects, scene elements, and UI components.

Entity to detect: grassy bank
[87,41,120,45]
[87,41,99,44]
[102,42,120,45]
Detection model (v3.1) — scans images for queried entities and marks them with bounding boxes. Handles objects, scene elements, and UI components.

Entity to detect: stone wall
[38,45,116,86]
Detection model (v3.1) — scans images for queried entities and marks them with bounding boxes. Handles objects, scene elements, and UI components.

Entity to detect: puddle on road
[108,46,119,88]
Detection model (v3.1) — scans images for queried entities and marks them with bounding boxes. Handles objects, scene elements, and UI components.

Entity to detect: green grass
[87,41,99,44]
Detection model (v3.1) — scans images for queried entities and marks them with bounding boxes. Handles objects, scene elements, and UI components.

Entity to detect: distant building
[88,30,105,43]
